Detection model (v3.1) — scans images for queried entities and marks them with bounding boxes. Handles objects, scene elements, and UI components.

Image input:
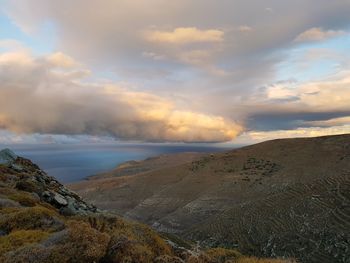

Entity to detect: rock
[0,198,21,208]
[58,186,71,196]
[52,193,68,206]
[79,203,87,209]
[11,163,24,172]
[0,148,17,165]
[42,191,51,198]
[31,192,41,202]
[60,206,77,216]
[41,229,68,247]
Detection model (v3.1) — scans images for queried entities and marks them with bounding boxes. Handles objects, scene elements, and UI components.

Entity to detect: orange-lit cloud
[295,27,346,42]
[0,51,242,143]
[145,27,224,45]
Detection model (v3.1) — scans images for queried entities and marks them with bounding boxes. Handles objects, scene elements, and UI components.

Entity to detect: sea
[0,143,232,183]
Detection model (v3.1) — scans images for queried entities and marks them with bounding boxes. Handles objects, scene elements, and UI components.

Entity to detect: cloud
[145,27,224,45]
[46,52,79,68]
[6,0,350,75]
[264,70,350,111]
[266,85,298,100]
[242,70,350,132]
[2,0,350,143]
[236,125,350,144]
[306,116,350,127]
[0,50,242,143]
[238,25,253,33]
[295,27,346,42]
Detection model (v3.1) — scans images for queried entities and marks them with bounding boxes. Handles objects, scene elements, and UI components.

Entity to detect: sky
[0,0,350,145]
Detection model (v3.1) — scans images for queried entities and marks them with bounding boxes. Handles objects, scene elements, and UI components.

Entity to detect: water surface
[0,143,229,183]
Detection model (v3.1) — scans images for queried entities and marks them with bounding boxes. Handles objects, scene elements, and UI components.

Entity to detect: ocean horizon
[0,143,233,183]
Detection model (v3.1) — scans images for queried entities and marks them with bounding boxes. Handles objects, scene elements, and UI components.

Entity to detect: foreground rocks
[1,149,98,216]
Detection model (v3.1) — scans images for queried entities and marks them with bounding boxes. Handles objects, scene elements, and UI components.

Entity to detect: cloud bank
[0,51,241,142]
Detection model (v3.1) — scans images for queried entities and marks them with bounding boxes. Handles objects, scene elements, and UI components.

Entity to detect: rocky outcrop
[0,149,17,165]
[0,149,98,216]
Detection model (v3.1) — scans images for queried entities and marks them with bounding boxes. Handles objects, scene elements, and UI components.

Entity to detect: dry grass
[83,215,173,262]
[0,205,63,232]
[45,220,110,263]
[205,247,242,261]
[7,192,38,207]
[235,257,297,263]
[0,230,49,255]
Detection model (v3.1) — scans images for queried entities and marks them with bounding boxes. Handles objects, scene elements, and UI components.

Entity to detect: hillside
[88,152,206,180]
[0,149,291,263]
[70,134,350,263]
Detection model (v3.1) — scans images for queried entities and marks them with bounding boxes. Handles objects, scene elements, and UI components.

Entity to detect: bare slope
[70,134,350,262]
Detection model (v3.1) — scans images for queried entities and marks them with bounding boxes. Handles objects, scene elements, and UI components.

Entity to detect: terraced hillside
[186,174,350,263]
[70,134,350,262]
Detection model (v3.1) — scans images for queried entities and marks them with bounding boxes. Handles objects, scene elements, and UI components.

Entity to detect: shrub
[0,244,51,263]
[7,190,40,207]
[15,180,43,194]
[0,230,49,255]
[46,220,110,263]
[235,257,297,263]
[0,206,63,232]
[154,255,184,263]
[1,222,110,263]
[82,215,172,259]
[205,247,242,262]
[103,235,154,263]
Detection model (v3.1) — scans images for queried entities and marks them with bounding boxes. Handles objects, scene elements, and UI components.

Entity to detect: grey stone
[11,163,24,172]
[59,206,77,216]
[0,198,21,208]
[58,186,71,196]
[0,148,17,165]
[31,192,41,202]
[42,191,51,198]
[78,203,87,210]
[41,230,68,247]
[52,193,68,206]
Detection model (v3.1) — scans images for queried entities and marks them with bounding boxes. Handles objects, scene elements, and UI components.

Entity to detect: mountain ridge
[70,134,350,263]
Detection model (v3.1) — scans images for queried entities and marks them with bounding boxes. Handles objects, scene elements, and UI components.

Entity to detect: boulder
[60,206,77,216]
[53,192,68,206]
